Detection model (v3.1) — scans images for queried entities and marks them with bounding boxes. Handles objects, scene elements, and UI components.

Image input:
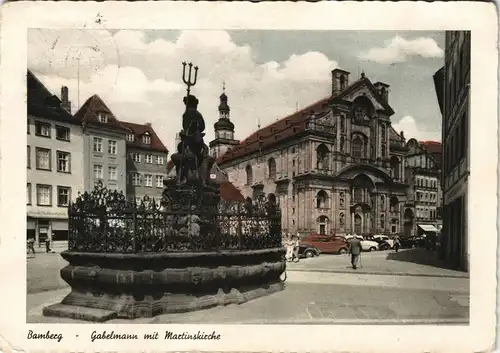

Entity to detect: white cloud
[29,29,337,153]
[392,115,441,141]
[358,35,444,64]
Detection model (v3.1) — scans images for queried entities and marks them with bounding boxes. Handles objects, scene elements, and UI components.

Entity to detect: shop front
[26,215,69,249]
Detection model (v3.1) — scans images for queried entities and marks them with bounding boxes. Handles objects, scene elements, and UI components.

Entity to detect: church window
[352,137,363,158]
[381,143,386,158]
[245,165,253,185]
[380,195,385,209]
[316,190,328,209]
[316,144,329,170]
[353,187,363,203]
[268,158,276,180]
[340,117,345,133]
[390,156,401,180]
[381,125,386,141]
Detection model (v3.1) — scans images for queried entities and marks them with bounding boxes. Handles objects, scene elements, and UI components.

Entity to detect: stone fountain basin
[43,247,286,322]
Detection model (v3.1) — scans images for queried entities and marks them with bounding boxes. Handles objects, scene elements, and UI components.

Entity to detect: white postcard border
[0,2,497,352]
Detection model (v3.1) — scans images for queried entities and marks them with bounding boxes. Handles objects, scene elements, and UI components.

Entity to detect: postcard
[0,1,497,352]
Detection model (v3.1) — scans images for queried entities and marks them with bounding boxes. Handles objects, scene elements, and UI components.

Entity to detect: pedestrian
[285,233,294,262]
[347,235,362,269]
[45,238,52,254]
[292,234,300,263]
[393,235,400,252]
[27,237,36,255]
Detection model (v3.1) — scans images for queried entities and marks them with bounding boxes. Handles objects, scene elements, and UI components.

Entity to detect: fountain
[42,63,286,322]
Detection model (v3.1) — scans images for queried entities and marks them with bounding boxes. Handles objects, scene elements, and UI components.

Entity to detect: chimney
[145,122,152,127]
[374,82,390,103]
[60,86,71,113]
[331,68,350,96]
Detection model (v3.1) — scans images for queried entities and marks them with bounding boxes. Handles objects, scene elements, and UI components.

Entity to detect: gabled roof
[333,76,395,115]
[419,140,442,154]
[73,94,129,133]
[120,121,168,153]
[27,70,78,124]
[217,75,394,165]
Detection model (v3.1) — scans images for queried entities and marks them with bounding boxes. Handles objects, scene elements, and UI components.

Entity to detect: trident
[182,62,198,104]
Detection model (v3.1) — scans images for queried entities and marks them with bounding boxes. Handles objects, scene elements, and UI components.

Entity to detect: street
[26,249,469,324]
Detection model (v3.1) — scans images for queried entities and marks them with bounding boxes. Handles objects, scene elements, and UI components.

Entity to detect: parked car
[301,234,349,255]
[298,244,321,258]
[373,239,391,251]
[372,235,394,248]
[360,238,379,251]
[346,235,379,252]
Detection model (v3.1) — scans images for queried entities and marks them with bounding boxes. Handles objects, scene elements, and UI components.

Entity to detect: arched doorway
[317,215,329,235]
[354,214,362,234]
[403,208,414,238]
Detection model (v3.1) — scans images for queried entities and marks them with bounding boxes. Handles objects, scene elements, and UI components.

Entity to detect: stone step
[43,304,117,323]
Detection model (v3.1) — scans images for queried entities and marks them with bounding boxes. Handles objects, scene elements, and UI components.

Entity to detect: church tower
[209,83,240,160]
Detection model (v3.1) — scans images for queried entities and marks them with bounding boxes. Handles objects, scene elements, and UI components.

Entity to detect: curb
[287,268,469,279]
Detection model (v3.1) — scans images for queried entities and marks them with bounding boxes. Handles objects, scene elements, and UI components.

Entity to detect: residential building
[435,31,470,271]
[404,139,442,237]
[27,70,84,248]
[74,95,129,193]
[215,71,415,237]
[121,121,169,204]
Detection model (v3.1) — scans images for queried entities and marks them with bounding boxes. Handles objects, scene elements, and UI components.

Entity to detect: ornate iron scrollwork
[68,181,281,253]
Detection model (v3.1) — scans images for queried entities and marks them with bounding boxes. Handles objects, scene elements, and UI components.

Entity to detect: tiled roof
[27,70,77,124]
[120,121,168,153]
[73,94,130,133]
[216,76,393,165]
[219,181,245,201]
[419,140,442,154]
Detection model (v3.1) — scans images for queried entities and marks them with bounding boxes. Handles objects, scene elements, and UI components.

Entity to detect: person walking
[285,233,294,262]
[27,237,36,256]
[45,238,52,253]
[348,236,362,269]
[292,234,300,263]
[393,235,401,252]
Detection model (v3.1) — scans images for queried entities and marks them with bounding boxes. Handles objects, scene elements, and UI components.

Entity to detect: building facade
[27,71,84,248]
[74,95,129,193]
[121,121,169,204]
[437,31,470,271]
[215,71,419,237]
[404,138,443,237]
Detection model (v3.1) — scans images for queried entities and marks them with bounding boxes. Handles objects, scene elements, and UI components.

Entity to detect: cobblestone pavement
[287,248,468,278]
[26,249,467,294]
[27,269,469,324]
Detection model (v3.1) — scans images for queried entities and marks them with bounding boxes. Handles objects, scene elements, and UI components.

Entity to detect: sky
[28,29,444,153]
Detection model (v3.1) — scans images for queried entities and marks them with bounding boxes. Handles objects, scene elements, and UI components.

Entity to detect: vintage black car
[298,244,321,258]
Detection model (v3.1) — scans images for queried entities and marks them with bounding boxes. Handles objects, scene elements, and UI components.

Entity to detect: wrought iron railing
[67,182,282,253]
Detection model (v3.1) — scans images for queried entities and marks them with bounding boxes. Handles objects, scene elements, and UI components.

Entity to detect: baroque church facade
[211,69,431,238]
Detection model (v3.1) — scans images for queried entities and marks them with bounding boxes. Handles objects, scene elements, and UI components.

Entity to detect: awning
[418,224,439,232]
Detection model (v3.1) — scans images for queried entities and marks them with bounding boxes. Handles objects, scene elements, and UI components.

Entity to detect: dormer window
[126,134,135,142]
[98,112,108,123]
[142,133,151,145]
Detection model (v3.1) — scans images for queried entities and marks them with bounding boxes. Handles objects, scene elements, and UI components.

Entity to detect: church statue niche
[340,116,345,133]
[339,191,345,209]
[340,136,345,152]
[353,106,367,124]
[339,212,345,226]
